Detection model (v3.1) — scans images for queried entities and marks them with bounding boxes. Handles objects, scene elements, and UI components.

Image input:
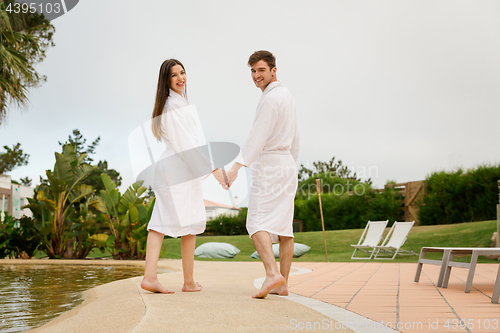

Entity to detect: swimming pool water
[0,264,158,332]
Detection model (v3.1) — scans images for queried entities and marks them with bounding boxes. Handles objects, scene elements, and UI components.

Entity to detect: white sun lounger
[415,247,500,303]
[493,264,500,304]
[441,248,500,299]
[350,220,388,259]
[414,247,453,287]
[373,221,416,260]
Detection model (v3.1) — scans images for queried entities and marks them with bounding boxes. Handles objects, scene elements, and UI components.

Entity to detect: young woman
[141,59,226,293]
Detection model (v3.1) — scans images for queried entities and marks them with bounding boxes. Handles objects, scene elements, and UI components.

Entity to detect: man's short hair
[248,50,276,69]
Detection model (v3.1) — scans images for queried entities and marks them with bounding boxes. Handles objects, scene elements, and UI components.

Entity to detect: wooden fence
[384,181,425,225]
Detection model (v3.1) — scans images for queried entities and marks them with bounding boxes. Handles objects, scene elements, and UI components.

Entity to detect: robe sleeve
[290,124,300,165]
[236,100,277,167]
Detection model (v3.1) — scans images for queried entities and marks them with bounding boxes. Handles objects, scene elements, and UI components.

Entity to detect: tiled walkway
[288,262,500,333]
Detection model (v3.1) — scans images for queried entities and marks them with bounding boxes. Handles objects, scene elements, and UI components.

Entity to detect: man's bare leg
[270,236,294,296]
[181,234,202,292]
[141,230,174,293]
[251,231,285,298]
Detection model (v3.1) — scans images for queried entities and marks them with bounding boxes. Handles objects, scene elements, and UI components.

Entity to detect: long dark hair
[151,59,186,141]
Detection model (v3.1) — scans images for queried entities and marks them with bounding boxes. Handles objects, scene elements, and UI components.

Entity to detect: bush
[94,175,153,260]
[0,215,42,258]
[294,187,403,231]
[205,208,248,236]
[419,164,500,225]
[367,187,405,223]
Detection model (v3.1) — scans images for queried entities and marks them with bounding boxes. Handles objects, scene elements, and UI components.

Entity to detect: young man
[226,50,300,298]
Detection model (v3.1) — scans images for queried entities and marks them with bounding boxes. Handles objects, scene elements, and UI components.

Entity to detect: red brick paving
[288,263,500,333]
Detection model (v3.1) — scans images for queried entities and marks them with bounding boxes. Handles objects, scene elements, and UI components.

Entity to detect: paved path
[21,259,500,333]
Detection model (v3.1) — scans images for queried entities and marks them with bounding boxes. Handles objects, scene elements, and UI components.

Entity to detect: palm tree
[0,0,54,125]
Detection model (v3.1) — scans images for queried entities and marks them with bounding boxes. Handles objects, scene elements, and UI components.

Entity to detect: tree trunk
[63,238,75,258]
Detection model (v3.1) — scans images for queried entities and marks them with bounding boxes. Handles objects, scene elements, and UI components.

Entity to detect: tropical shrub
[94,174,153,259]
[58,129,123,192]
[70,196,107,258]
[0,215,42,258]
[25,144,97,258]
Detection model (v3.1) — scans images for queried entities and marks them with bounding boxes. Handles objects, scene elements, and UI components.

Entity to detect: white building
[0,174,34,221]
[204,198,241,220]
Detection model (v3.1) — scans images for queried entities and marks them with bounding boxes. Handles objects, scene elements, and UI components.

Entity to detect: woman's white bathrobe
[236,81,300,242]
[147,90,209,237]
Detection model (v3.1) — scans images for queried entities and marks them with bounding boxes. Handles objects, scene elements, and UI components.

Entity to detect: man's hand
[212,168,229,190]
[226,163,244,188]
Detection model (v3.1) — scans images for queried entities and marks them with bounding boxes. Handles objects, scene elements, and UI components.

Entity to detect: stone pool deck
[6,259,497,333]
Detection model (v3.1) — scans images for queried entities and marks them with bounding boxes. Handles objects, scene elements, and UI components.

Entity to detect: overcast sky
[1,0,499,207]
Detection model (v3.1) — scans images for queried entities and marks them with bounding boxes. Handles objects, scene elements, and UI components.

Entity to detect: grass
[160,220,499,263]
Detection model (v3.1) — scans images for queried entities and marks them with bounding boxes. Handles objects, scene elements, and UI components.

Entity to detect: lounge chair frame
[350,220,389,259]
[373,221,416,260]
[415,247,500,303]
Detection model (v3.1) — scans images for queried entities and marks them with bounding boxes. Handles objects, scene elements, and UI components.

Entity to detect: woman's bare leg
[181,234,202,292]
[141,230,174,293]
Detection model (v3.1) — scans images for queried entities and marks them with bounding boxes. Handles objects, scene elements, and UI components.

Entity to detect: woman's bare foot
[141,277,175,294]
[253,275,285,299]
[182,281,202,292]
[269,283,289,296]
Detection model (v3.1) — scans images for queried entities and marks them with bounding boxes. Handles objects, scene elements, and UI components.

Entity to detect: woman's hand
[212,168,229,190]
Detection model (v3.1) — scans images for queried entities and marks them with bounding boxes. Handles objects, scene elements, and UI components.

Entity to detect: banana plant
[71,196,106,258]
[25,144,96,258]
[94,174,154,259]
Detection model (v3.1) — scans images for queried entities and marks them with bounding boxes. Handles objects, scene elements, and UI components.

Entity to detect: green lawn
[160,220,499,263]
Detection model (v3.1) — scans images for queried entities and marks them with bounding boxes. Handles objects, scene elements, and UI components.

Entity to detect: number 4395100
[5,2,62,14]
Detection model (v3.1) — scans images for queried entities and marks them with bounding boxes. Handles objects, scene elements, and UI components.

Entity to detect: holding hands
[225,163,243,188]
[212,163,244,190]
[212,168,229,190]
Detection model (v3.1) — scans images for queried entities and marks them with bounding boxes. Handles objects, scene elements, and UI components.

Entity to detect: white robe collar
[169,89,187,102]
[262,80,282,95]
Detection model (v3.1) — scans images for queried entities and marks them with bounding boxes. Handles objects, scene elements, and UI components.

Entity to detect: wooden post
[316,179,328,262]
[497,180,500,247]
[405,182,410,222]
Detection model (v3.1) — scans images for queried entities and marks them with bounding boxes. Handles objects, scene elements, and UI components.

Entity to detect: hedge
[294,187,403,231]
[419,164,500,225]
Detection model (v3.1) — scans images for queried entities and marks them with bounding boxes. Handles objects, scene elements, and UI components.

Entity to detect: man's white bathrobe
[236,81,300,242]
[147,89,210,237]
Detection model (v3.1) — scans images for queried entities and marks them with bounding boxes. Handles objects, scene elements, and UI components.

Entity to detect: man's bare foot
[253,275,285,299]
[182,281,202,292]
[141,278,174,294]
[269,283,289,296]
